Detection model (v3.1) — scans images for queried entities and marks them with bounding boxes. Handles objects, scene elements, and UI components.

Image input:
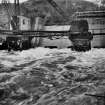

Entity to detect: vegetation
[22,0,105,25]
[0,0,105,27]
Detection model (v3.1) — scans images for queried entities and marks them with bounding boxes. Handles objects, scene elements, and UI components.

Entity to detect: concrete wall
[87,18,105,48]
[41,37,72,48]
[19,16,31,30]
[41,25,72,48]
[44,25,70,31]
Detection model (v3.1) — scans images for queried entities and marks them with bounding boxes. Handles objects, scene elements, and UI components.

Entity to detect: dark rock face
[0,48,105,105]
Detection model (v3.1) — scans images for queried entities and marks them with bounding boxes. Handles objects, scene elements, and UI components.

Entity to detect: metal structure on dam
[0,0,105,51]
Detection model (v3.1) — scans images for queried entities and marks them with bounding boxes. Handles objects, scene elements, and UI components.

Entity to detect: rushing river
[0,47,105,105]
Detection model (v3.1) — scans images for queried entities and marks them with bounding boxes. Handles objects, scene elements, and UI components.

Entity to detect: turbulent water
[0,47,105,105]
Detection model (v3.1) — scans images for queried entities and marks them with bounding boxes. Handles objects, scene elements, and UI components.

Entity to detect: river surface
[0,47,105,105]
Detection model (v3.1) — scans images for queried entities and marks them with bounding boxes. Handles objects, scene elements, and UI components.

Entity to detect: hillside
[22,0,102,25]
[0,0,104,28]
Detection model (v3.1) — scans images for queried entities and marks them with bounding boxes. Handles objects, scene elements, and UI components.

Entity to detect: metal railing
[0,28,105,37]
